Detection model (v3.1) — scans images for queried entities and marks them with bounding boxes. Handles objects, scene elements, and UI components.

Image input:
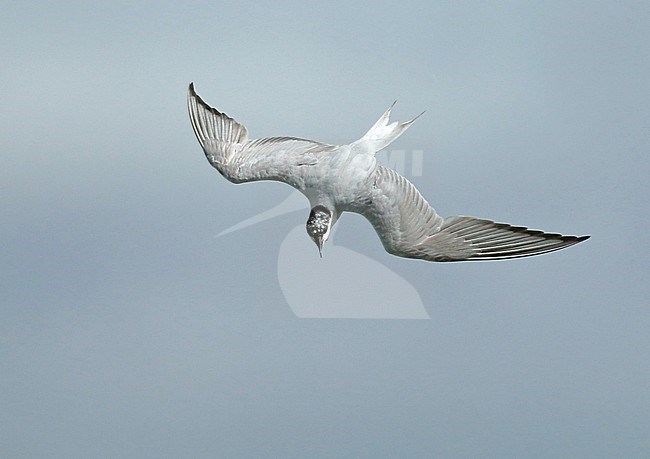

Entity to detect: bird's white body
[188,83,588,262]
[302,145,377,212]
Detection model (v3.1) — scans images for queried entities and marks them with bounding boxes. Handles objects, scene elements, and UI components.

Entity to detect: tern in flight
[188,83,589,261]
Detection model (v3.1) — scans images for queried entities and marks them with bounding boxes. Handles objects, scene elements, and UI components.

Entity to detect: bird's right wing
[188,83,335,185]
[357,166,589,262]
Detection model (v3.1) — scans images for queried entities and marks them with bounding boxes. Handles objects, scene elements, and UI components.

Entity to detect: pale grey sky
[2,1,649,457]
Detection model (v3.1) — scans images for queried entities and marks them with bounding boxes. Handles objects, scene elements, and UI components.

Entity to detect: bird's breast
[300,149,377,209]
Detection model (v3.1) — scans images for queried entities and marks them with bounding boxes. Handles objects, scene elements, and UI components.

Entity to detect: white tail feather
[352,102,423,154]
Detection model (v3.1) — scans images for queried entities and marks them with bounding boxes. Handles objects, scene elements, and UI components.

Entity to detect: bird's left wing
[357,166,589,262]
[188,83,335,185]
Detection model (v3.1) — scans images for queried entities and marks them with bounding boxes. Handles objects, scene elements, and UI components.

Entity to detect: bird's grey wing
[358,166,589,262]
[188,83,335,185]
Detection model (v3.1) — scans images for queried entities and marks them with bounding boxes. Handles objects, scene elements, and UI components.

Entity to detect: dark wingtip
[566,234,590,243]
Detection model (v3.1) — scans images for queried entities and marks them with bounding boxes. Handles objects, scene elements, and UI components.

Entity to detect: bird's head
[306,205,333,257]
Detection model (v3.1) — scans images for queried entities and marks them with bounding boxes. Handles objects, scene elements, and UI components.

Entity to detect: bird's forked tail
[352,102,424,154]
